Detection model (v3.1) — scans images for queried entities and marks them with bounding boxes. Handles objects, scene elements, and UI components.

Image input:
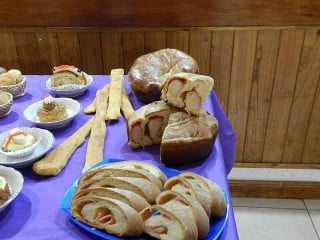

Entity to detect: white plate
[0,165,24,212]
[0,127,42,158]
[0,128,55,168]
[23,98,81,129]
[46,73,93,97]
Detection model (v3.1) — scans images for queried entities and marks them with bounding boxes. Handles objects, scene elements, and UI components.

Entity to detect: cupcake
[36,95,68,122]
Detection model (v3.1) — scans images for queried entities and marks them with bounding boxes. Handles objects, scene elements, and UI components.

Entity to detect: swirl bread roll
[71,196,143,237]
[161,72,214,116]
[128,48,199,103]
[141,205,198,240]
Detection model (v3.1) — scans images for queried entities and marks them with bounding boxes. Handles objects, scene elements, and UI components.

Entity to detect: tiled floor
[232,198,320,240]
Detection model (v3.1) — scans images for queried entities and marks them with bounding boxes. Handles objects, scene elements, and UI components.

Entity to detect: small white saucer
[46,73,93,97]
[0,128,55,168]
[0,165,24,212]
[23,98,81,129]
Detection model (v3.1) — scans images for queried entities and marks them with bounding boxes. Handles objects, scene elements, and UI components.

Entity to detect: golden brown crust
[128,48,199,103]
[160,111,219,166]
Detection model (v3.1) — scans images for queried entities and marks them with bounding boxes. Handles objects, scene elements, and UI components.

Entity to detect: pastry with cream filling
[51,65,87,87]
[2,128,36,152]
[37,95,68,122]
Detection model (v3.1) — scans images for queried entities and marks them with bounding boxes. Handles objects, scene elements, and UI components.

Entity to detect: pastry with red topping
[1,128,36,152]
[51,65,87,87]
[37,95,67,122]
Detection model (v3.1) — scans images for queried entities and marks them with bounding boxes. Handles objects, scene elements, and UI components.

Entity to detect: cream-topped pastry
[2,128,36,152]
[51,65,87,87]
[37,95,68,122]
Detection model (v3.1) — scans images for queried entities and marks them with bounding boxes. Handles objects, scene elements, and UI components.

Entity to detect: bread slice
[156,190,209,239]
[141,205,198,240]
[71,196,143,237]
[160,111,219,166]
[127,100,176,149]
[71,187,150,212]
[76,177,160,204]
[78,167,162,190]
[101,160,167,185]
[161,72,214,115]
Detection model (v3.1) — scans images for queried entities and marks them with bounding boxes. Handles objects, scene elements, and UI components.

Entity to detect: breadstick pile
[32,69,134,176]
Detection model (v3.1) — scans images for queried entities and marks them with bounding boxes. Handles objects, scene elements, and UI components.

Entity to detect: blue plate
[60,159,229,240]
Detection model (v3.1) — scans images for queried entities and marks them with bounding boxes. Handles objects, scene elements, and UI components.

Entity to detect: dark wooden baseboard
[229,180,320,199]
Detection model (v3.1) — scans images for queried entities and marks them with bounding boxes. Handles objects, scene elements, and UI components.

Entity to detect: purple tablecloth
[0,75,238,240]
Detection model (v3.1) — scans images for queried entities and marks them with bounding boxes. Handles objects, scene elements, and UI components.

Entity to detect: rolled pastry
[78,167,163,190]
[127,100,176,149]
[99,160,167,185]
[76,176,160,204]
[71,196,143,237]
[161,72,214,116]
[141,205,198,240]
[156,190,209,239]
[71,187,150,212]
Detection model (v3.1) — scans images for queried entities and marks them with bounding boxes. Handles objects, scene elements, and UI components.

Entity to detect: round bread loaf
[128,48,199,103]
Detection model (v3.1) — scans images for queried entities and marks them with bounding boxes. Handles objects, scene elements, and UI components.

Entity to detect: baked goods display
[0,91,13,118]
[51,65,87,87]
[36,95,68,122]
[1,128,36,152]
[127,100,219,166]
[0,175,11,206]
[128,48,199,103]
[0,68,26,98]
[70,160,227,239]
[161,72,214,115]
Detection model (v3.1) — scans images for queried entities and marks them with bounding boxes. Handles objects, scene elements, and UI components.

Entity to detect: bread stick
[84,84,110,114]
[32,117,94,176]
[106,68,124,120]
[120,89,134,120]
[83,89,108,172]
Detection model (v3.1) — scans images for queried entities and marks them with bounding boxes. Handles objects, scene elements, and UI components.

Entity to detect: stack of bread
[127,71,218,166]
[70,160,226,239]
[0,69,26,98]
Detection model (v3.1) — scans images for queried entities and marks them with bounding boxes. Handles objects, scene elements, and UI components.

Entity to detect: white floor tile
[232,197,306,209]
[309,210,320,237]
[234,207,319,240]
[305,200,320,210]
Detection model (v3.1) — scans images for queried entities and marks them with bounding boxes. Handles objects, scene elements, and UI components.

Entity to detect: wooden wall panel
[189,31,211,75]
[36,32,61,73]
[13,32,42,74]
[262,30,305,163]
[243,30,280,163]
[302,78,320,164]
[210,30,234,113]
[0,32,19,70]
[282,30,320,163]
[166,31,189,53]
[101,32,123,74]
[56,32,82,68]
[122,32,145,73]
[228,30,257,163]
[144,31,167,53]
[78,32,104,74]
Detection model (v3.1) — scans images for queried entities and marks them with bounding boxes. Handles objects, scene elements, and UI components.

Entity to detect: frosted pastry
[2,128,36,152]
[36,95,67,122]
